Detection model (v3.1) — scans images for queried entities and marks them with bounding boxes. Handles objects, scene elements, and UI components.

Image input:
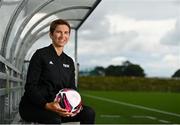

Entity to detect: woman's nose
[61,32,66,38]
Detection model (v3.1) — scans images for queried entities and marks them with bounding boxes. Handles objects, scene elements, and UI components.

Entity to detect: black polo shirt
[22,44,76,108]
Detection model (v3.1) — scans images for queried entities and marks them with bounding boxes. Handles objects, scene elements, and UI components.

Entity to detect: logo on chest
[49,61,54,65]
[63,64,70,68]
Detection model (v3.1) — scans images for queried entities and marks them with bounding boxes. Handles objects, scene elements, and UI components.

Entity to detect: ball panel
[54,88,82,115]
[66,90,81,107]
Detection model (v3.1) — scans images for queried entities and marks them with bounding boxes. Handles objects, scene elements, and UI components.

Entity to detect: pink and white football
[54,88,82,115]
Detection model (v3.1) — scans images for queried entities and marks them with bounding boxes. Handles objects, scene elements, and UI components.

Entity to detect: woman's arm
[25,50,47,108]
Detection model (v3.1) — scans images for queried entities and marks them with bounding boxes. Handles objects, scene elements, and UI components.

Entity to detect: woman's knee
[86,106,95,118]
[80,106,96,123]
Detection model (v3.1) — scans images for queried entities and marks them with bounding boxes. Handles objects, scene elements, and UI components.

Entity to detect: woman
[19,19,95,124]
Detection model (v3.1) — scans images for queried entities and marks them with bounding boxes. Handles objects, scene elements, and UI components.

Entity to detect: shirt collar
[49,44,64,58]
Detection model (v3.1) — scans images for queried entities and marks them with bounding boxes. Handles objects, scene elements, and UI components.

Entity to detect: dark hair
[49,19,71,34]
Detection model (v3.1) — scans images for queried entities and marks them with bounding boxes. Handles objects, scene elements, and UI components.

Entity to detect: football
[54,88,82,115]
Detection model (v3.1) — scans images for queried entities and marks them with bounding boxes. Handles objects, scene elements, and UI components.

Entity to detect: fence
[0,55,25,124]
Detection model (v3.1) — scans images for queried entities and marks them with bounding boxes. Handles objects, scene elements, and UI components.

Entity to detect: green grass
[79,90,180,124]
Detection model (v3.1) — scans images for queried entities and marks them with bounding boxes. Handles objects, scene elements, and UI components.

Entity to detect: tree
[172,69,180,78]
[88,60,146,77]
[105,65,124,76]
[123,64,145,77]
[105,61,145,77]
[90,66,105,76]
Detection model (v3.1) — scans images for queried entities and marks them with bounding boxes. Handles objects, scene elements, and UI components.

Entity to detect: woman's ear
[49,32,52,39]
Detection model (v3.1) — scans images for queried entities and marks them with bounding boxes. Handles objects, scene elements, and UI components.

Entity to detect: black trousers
[19,99,95,124]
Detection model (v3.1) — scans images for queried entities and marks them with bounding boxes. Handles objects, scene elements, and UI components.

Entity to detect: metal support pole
[75,30,78,63]
[74,30,79,88]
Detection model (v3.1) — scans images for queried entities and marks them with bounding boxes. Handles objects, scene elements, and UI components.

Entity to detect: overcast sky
[28,0,180,77]
[78,0,180,77]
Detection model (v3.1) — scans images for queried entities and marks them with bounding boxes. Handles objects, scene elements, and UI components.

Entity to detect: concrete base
[11,113,80,125]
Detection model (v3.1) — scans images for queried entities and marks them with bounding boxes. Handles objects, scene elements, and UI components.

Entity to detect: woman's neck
[52,44,63,56]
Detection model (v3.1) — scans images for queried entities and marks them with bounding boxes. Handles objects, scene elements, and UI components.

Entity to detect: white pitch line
[132,115,157,120]
[100,114,121,118]
[145,115,157,120]
[158,119,171,123]
[82,94,180,118]
[132,115,171,123]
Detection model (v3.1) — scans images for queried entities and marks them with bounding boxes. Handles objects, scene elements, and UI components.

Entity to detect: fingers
[54,99,60,103]
[54,94,61,103]
[56,107,73,117]
[50,101,74,117]
[70,112,77,117]
[64,112,74,117]
[56,107,67,112]
[57,111,73,117]
[54,97,61,103]
[55,106,70,116]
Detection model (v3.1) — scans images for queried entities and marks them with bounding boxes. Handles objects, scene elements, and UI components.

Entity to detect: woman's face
[50,24,70,48]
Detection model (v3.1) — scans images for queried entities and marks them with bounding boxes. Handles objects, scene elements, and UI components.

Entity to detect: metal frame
[0,55,24,123]
[76,0,101,30]
[8,0,54,62]
[0,55,21,74]
[0,0,2,8]
[1,0,27,56]
[1,0,21,6]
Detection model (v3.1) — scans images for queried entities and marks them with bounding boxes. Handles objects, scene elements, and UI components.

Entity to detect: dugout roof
[0,0,101,68]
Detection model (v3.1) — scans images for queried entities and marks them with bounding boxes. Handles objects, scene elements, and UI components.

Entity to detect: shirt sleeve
[24,50,47,108]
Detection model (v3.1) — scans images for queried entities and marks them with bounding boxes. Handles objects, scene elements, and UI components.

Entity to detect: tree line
[80,60,180,78]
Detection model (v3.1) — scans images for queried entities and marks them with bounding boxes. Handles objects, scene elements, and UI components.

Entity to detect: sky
[77,0,180,77]
[27,0,180,78]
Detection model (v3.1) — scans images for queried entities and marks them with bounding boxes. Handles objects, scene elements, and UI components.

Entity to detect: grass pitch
[80,91,180,124]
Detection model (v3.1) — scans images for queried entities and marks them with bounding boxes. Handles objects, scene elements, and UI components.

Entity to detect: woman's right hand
[45,102,73,117]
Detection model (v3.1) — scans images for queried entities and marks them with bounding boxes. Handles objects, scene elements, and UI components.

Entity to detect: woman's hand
[45,102,73,117]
